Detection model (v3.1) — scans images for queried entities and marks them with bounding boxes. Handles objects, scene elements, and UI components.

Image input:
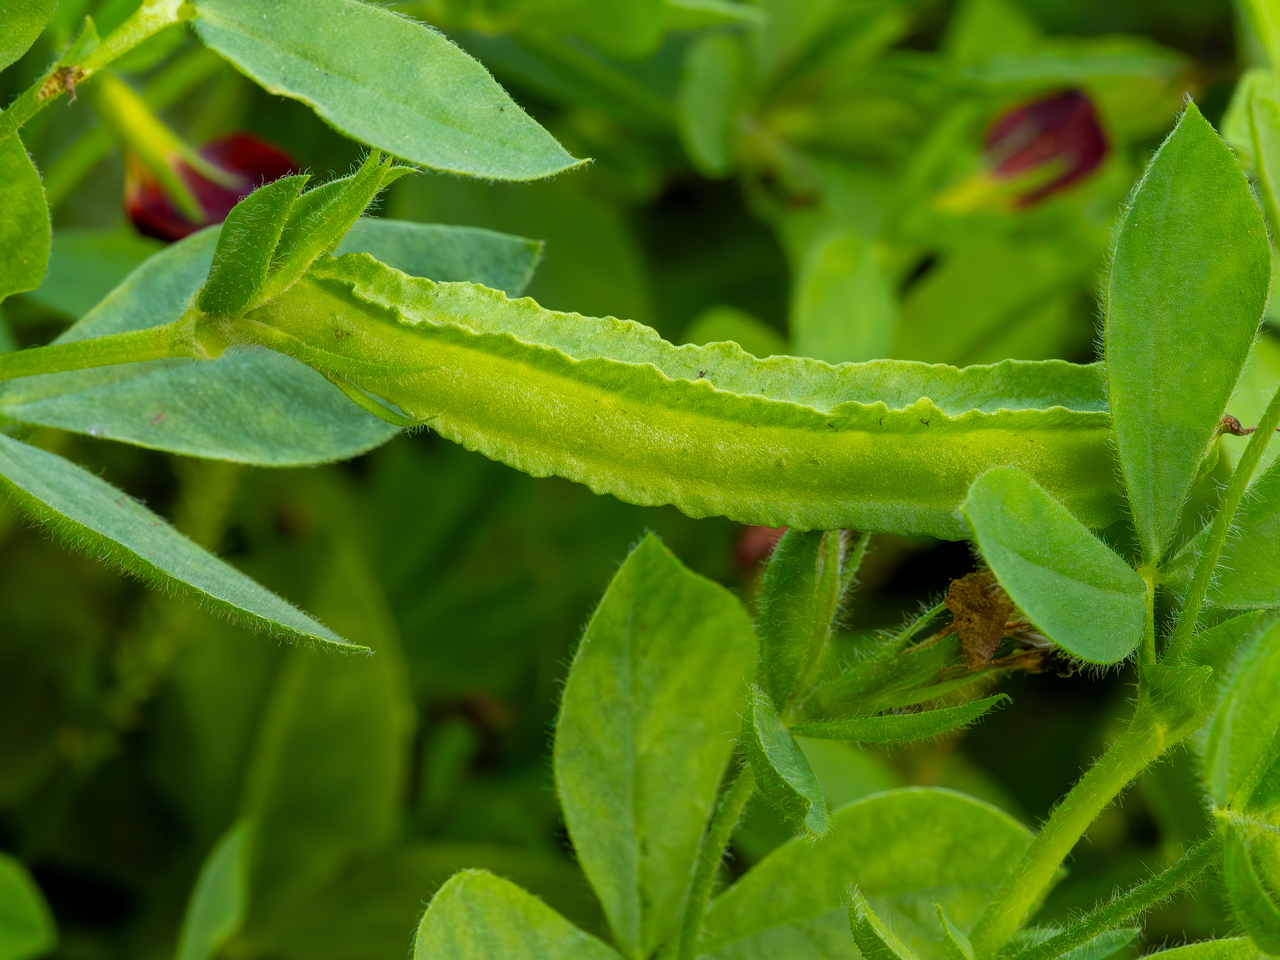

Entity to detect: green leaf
[1223,827,1280,955]
[197,174,308,316]
[935,902,974,960]
[0,433,351,648]
[1203,620,1280,814]
[413,870,622,960]
[0,221,541,464]
[554,534,755,958]
[742,684,830,837]
[241,538,413,903]
[1212,461,1280,610]
[677,33,745,177]
[192,0,584,180]
[1104,102,1270,563]
[0,135,50,306]
[1181,612,1263,674]
[849,888,921,960]
[1132,663,1217,746]
[1249,86,1280,231]
[793,695,1010,745]
[792,229,896,364]
[682,305,787,359]
[756,529,832,710]
[23,229,162,320]
[0,852,55,960]
[962,467,1145,664]
[701,788,1032,958]
[1139,941,1266,960]
[175,821,252,960]
[233,252,1123,539]
[0,0,57,72]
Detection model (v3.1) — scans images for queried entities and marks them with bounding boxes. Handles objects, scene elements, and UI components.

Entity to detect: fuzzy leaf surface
[0,221,540,464]
[0,433,349,648]
[0,852,55,960]
[554,534,755,958]
[743,684,830,837]
[963,467,1144,664]
[1212,461,1280,610]
[413,870,621,960]
[793,695,1009,744]
[701,788,1031,959]
[1104,102,1270,562]
[235,253,1123,539]
[1203,620,1280,814]
[193,0,583,180]
[0,135,49,306]
[756,528,826,710]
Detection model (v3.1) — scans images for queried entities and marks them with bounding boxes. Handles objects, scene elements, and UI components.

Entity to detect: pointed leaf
[1140,941,1266,960]
[849,888,921,960]
[963,467,1145,664]
[742,684,830,837]
[756,528,828,710]
[260,153,399,304]
[175,821,252,960]
[1182,611,1263,674]
[0,134,50,306]
[701,788,1032,957]
[0,852,55,960]
[196,174,307,316]
[935,901,975,960]
[0,221,541,464]
[0,0,58,72]
[1104,102,1270,562]
[413,871,622,960]
[1213,461,1280,610]
[1203,620,1280,814]
[193,0,584,180]
[0,433,351,648]
[554,535,755,958]
[794,695,1009,745]
[1249,88,1280,230]
[1223,827,1280,955]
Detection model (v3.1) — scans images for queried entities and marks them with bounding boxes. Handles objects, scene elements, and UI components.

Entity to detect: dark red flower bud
[126,133,298,242]
[735,524,788,573]
[984,89,1107,206]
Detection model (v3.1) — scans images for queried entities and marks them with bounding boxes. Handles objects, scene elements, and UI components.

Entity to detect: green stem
[0,0,194,144]
[676,762,756,960]
[0,321,201,382]
[968,720,1167,958]
[1007,835,1220,960]
[1139,566,1157,664]
[1166,383,1280,661]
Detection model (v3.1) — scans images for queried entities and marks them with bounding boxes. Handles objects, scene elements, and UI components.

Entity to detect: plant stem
[1166,382,1280,661]
[967,720,1167,958]
[0,322,200,383]
[677,762,756,960]
[1139,566,1157,664]
[1007,835,1220,960]
[0,0,194,144]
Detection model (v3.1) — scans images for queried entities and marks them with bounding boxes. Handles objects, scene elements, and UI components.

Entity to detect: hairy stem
[1007,835,1220,960]
[1166,382,1280,660]
[968,721,1167,958]
[1140,565,1157,664]
[0,0,194,143]
[677,762,756,960]
[0,322,201,383]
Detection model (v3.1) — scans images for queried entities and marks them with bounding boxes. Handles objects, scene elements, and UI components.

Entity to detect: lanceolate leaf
[0,134,50,306]
[756,528,828,710]
[849,888,921,960]
[963,467,1145,664]
[192,0,584,180]
[1203,620,1280,814]
[700,788,1032,957]
[1212,461,1280,610]
[234,253,1122,539]
[0,433,350,649]
[0,851,55,960]
[1104,102,1270,563]
[742,684,830,837]
[0,0,58,73]
[414,871,622,960]
[0,222,542,464]
[554,535,755,958]
[175,821,252,960]
[793,695,1009,745]
[1223,828,1280,955]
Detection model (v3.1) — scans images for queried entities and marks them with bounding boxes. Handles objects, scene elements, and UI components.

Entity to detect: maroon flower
[126,133,298,242]
[983,89,1107,206]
